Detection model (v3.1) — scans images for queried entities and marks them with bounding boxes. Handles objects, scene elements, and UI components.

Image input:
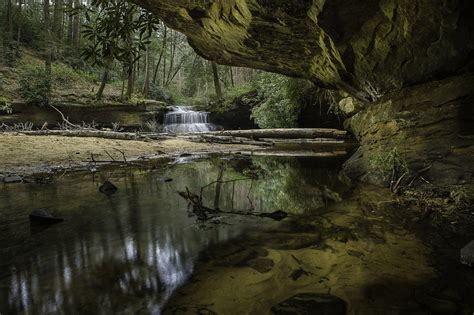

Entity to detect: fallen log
[179,134,273,146]
[238,150,348,157]
[260,138,345,144]
[200,128,348,140]
[12,130,172,141]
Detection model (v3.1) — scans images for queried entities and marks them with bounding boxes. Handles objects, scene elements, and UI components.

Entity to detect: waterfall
[163,106,217,133]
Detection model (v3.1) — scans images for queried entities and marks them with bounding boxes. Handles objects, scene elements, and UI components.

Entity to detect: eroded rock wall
[342,73,474,191]
[137,0,474,100]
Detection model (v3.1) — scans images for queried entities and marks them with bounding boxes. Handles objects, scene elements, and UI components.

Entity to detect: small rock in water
[99,181,118,196]
[290,267,310,281]
[460,240,474,267]
[259,210,288,221]
[347,249,365,258]
[164,178,173,182]
[29,209,64,224]
[248,258,274,273]
[271,293,347,315]
[3,174,22,183]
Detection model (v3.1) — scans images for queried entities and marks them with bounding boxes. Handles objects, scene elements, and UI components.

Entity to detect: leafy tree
[251,72,300,128]
[81,0,159,100]
[19,66,52,106]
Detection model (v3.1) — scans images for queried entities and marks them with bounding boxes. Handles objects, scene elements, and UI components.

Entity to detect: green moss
[0,96,13,114]
[369,147,409,183]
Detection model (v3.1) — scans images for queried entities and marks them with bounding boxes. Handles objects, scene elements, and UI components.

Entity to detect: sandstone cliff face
[343,73,474,191]
[137,0,474,100]
[135,0,474,189]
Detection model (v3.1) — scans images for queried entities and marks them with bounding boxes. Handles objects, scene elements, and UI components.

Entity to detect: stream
[0,153,473,314]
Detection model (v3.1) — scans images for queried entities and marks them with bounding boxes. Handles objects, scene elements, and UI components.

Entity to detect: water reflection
[0,155,349,314]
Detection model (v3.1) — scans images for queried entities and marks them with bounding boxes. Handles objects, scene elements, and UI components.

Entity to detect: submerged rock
[271,293,347,315]
[29,209,64,224]
[290,267,310,281]
[99,181,118,196]
[461,241,474,267]
[247,258,274,274]
[259,210,288,221]
[3,174,22,183]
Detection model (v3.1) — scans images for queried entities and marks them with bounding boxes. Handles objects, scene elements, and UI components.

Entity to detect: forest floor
[0,133,257,176]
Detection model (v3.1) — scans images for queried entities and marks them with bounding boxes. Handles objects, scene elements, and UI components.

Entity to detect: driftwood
[178,185,288,221]
[202,128,348,140]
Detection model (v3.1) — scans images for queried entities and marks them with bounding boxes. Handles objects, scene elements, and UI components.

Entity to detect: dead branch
[178,186,287,221]
[49,104,84,130]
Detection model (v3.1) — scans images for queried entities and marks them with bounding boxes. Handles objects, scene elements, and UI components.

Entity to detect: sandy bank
[0,133,257,175]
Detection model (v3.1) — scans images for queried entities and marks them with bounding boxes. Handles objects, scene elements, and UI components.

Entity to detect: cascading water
[163,106,217,133]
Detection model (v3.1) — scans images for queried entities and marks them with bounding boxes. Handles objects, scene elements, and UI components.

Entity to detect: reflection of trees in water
[0,156,347,314]
[186,157,347,215]
[0,168,240,314]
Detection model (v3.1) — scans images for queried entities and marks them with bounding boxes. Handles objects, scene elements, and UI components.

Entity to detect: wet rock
[271,293,347,315]
[247,258,274,274]
[460,240,474,267]
[415,292,459,314]
[3,174,22,183]
[347,250,365,258]
[338,97,357,116]
[163,305,217,315]
[290,268,310,281]
[202,243,269,268]
[259,210,288,221]
[209,90,258,130]
[99,181,118,196]
[256,232,322,250]
[29,209,64,224]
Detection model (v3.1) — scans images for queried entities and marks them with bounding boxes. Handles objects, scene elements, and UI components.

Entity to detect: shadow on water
[0,153,472,314]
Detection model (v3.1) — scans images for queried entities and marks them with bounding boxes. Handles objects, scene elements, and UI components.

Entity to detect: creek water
[0,154,472,314]
[163,106,217,133]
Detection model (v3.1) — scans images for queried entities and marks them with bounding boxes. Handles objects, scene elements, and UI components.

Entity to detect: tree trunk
[43,0,52,76]
[16,0,22,44]
[126,64,134,99]
[72,0,80,47]
[67,0,73,44]
[96,67,109,100]
[152,25,167,84]
[142,45,150,97]
[53,0,63,40]
[229,67,235,87]
[166,30,176,85]
[7,0,13,37]
[211,62,223,100]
